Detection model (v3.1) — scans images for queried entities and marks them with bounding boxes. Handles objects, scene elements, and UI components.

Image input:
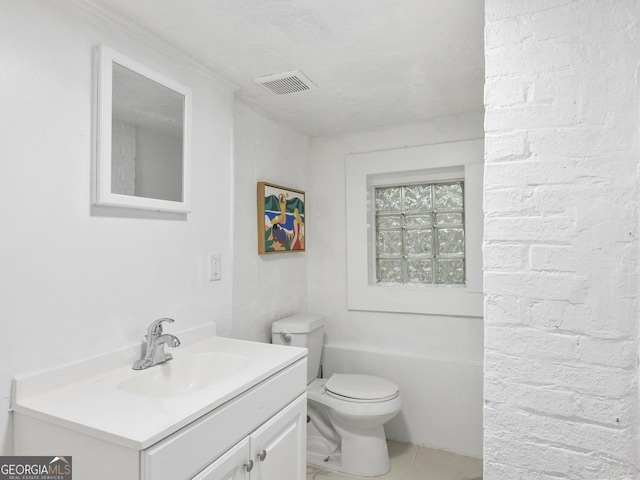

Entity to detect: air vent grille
[254,70,317,95]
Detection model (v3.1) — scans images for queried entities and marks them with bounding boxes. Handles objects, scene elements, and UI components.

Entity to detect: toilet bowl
[272,314,402,477]
[307,376,402,476]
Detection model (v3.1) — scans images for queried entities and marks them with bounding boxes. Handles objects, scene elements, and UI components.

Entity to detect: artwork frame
[257,182,306,254]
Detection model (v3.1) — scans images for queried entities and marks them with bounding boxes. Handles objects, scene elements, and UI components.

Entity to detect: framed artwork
[258,182,305,254]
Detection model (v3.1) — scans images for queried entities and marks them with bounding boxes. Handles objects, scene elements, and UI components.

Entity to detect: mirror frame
[94,44,192,213]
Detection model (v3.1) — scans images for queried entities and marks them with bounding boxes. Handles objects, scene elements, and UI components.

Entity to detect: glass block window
[375,181,465,285]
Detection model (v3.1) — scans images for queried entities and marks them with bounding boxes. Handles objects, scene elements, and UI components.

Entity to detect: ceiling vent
[253,70,317,95]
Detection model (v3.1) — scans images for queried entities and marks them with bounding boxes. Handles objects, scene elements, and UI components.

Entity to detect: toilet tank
[272,313,325,384]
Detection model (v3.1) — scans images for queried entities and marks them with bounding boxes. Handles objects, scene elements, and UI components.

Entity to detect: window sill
[347,283,484,317]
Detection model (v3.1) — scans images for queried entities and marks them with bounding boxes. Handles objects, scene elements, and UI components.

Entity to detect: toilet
[272,313,401,477]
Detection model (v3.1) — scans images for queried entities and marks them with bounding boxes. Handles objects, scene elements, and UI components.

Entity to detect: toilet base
[337,424,391,477]
[307,425,391,477]
[307,448,342,472]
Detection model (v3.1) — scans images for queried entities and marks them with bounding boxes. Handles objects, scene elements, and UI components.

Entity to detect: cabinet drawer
[141,358,306,480]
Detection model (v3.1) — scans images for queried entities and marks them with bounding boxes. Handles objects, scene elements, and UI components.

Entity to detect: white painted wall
[3,0,483,462]
[306,113,485,458]
[231,103,487,456]
[0,0,234,455]
[231,101,310,342]
[484,1,640,478]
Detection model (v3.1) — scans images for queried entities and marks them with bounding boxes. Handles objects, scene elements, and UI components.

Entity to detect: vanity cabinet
[13,346,308,480]
[195,437,250,480]
[193,394,306,480]
[248,393,306,480]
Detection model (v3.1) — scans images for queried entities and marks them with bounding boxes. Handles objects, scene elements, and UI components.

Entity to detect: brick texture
[484,1,640,478]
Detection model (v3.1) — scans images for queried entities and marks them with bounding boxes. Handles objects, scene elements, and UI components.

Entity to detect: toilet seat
[307,378,402,421]
[325,374,399,403]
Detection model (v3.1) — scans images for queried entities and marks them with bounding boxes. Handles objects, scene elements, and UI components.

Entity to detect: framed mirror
[94,44,192,213]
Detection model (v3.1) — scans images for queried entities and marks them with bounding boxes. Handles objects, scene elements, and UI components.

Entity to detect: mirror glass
[95,45,191,213]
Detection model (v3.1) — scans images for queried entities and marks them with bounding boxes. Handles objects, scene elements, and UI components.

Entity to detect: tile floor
[306,441,482,480]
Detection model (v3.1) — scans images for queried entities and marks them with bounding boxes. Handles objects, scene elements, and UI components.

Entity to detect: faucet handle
[147,317,174,335]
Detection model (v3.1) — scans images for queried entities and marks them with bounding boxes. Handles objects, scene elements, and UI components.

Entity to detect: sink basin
[117,352,249,397]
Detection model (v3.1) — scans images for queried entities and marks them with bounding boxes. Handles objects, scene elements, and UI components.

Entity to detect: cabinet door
[193,437,251,480]
[250,393,307,480]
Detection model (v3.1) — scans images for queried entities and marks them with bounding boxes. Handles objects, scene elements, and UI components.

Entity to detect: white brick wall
[484,1,640,478]
[111,120,136,196]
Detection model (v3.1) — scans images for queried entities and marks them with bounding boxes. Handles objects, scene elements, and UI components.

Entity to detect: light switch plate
[208,254,221,281]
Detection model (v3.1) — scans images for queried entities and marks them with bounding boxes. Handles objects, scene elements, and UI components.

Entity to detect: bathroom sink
[117,352,249,397]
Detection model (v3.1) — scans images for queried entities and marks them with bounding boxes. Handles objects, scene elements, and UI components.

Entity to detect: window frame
[345,139,484,317]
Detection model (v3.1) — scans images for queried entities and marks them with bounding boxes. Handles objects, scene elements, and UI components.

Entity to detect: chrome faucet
[132,318,181,370]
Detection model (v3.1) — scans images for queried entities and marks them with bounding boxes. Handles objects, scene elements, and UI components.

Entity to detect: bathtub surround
[484,1,640,478]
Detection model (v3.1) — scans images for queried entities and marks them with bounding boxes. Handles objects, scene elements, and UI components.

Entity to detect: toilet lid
[325,374,399,401]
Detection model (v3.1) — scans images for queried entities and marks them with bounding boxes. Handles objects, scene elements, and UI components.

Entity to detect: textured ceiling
[112,63,184,137]
[85,0,484,136]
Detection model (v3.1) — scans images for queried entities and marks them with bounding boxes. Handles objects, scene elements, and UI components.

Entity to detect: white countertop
[11,325,307,450]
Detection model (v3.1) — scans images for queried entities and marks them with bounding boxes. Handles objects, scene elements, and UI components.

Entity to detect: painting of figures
[257,182,305,254]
